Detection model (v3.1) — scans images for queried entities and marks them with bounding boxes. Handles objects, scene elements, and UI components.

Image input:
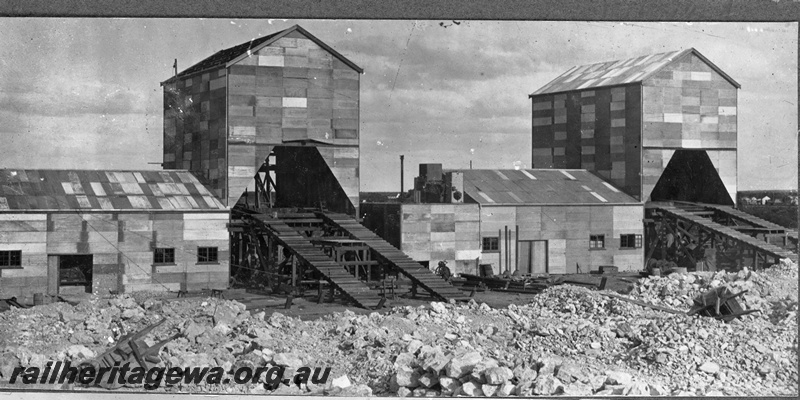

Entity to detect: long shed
[362,168,644,275]
[0,169,230,303]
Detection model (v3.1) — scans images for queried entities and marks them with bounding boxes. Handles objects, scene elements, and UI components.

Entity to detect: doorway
[518,240,547,274]
[49,254,93,295]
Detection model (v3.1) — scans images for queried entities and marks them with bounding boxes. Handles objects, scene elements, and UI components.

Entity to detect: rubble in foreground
[0,259,796,396]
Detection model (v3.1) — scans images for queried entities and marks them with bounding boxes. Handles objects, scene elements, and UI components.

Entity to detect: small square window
[590,235,605,249]
[482,237,499,252]
[154,248,176,264]
[621,234,643,249]
[0,250,22,268]
[198,247,219,263]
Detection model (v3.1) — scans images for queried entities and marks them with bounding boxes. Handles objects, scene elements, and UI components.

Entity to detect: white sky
[0,19,796,191]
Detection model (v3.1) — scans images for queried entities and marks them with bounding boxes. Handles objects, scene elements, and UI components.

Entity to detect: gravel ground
[0,259,796,396]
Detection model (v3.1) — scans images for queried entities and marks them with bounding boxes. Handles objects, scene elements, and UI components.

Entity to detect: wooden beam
[663,217,696,265]
[336,260,379,266]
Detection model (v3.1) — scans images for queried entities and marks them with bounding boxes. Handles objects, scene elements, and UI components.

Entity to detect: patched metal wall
[163,68,228,201]
[531,85,642,200]
[641,52,738,203]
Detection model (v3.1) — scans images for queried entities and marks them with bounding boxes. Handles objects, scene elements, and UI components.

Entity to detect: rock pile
[389,342,667,397]
[630,261,797,312]
[0,258,796,396]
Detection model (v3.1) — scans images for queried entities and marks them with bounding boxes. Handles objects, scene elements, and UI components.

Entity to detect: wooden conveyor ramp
[693,202,789,233]
[320,212,469,302]
[678,202,797,254]
[651,204,797,263]
[246,213,384,309]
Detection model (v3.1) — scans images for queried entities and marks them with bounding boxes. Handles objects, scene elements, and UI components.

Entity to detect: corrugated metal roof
[0,169,227,211]
[530,48,740,96]
[163,25,363,84]
[461,169,639,205]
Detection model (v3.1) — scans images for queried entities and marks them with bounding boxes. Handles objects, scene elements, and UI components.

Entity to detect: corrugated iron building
[0,169,229,303]
[162,25,362,213]
[530,48,739,205]
[362,168,643,275]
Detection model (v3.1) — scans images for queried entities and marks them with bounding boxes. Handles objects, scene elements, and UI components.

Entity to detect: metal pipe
[505,225,509,274]
[400,155,405,194]
[515,225,519,273]
[498,228,502,274]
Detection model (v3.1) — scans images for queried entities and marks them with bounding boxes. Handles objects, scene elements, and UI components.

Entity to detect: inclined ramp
[246,213,384,309]
[320,212,469,302]
[651,204,797,263]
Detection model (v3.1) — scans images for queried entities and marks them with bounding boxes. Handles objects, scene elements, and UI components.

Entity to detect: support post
[753,250,759,270]
[505,226,509,274]
[515,225,519,273]
[498,229,502,273]
[291,255,297,287]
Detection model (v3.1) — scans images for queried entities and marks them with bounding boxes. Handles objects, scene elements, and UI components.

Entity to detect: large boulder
[532,375,563,395]
[605,370,633,386]
[438,376,461,395]
[484,366,513,385]
[212,303,240,327]
[445,351,482,378]
[394,366,421,388]
[273,352,303,369]
[418,346,451,374]
[460,381,484,397]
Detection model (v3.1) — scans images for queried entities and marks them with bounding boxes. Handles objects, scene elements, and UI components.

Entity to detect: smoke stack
[400,155,405,194]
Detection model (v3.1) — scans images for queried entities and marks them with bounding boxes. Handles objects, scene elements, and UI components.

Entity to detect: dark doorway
[650,150,734,205]
[59,254,93,293]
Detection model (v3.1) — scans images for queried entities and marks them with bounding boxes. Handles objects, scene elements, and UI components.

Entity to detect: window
[0,250,22,268]
[153,248,176,265]
[197,247,218,263]
[482,237,499,252]
[621,234,643,249]
[589,235,605,249]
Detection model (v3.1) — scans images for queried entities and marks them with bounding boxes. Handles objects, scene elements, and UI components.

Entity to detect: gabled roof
[460,169,639,205]
[530,48,740,97]
[0,169,227,211]
[162,25,363,84]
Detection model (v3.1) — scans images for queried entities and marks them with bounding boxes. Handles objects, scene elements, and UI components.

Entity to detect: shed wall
[477,204,644,274]
[0,212,229,303]
[399,204,481,275]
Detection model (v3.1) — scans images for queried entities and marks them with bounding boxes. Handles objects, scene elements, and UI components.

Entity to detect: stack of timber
[320,212,470,302]
[245,213,384,309]
[651,204,797,263]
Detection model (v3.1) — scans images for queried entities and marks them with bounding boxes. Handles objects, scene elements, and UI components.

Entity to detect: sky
[0,19,796,192]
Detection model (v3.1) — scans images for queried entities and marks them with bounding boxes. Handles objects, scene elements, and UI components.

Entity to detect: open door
[58,254,93,294]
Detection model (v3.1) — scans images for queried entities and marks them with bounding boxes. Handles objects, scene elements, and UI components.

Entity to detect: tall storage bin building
[529,48,739,205]
[162,25,362,214]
